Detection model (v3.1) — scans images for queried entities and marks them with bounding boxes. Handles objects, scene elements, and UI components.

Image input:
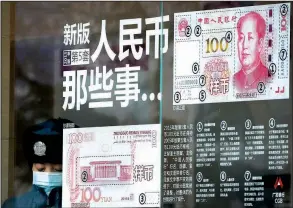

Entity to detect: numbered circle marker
[269,118,275,128]
[199,75,206,86]
[139,193,146,205]
[269,63,277,75]
[197,122,203,132]
[174,92,181,103]
[257,82,265,93]
[194,25,202,37]
[81,171,88,182]
[244,171,251,181]
[192,62,200,74]
[185,25,192,37]
[220,171,227,182]
[199,90,206,102]
[196,172,203,182]
[245,119,252,130]
[279,49,287,61]
[225,31,233,43]
[280,4,288,16]
[220,121,227,131]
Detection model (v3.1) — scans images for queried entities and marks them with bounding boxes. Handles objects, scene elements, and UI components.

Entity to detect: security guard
[2,118,77,208]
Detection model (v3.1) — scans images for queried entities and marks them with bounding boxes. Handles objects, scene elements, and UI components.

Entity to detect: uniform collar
[32,185,62,207]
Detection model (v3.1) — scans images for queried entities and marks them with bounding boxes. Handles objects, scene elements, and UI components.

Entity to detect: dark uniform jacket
[2,185,62,208]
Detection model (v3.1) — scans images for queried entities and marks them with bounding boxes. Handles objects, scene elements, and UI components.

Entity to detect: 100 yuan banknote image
[173,3,290,105]
[62,124,161,207]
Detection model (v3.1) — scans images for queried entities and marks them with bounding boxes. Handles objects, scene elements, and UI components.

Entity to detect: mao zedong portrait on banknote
[234,11,269,91]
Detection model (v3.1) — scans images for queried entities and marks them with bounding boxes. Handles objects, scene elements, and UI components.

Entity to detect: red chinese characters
[198,15,237,24]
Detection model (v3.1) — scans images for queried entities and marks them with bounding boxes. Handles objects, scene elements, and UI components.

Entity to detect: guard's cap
[23,118,78,167]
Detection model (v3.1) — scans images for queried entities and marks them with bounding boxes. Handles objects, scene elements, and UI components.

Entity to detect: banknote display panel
[62,124,161,207]
[173,3,290,105]
[163,3,292,208]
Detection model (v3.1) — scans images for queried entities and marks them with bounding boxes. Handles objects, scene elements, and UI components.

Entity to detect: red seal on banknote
[178,18,188,37]
[204,58,230,96]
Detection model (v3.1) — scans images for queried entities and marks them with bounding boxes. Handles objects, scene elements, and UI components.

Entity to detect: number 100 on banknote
[62,124,161,207]
[173,3,290,105]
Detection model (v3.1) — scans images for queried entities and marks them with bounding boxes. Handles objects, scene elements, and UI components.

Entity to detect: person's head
[237,11,266,70]
[23,118,77,195]
[32,163,62,173]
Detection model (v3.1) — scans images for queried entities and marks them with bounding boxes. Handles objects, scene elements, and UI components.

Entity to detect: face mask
[33,171,62,196]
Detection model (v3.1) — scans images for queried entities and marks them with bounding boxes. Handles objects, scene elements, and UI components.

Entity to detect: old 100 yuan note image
[62,124,161,207]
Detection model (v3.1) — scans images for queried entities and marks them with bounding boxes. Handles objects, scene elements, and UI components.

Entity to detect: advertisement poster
[59,4,165,208]
[173,3,290,105]
[163,3,292,208]
[62,124,161,207]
